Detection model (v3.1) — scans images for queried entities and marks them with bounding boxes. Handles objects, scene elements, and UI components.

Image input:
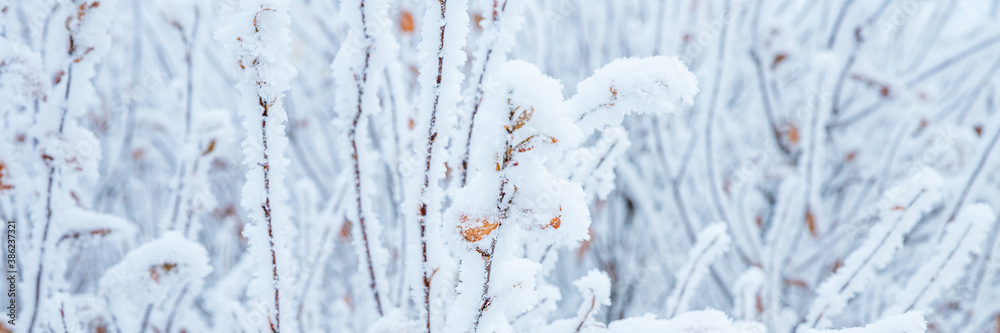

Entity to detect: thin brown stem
[60,300,69,333]
[28,63,72,333]
[461,0,508,186]
[348,0,384,316]
[575,293,598,332]
[417,1,450,331]
[472,242,496,331]
[259,95,281,333]
[473,96,519,332]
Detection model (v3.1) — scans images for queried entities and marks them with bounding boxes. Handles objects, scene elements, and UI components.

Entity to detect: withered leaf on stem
[459,215,500,242]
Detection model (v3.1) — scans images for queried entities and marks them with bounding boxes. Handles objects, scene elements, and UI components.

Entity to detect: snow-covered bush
[2,0,999,332]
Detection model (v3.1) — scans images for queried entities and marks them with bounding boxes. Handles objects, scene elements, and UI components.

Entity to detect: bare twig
[417,1,452,330]
[575,294,598,332]
[346,0,384,316]
[461,0,510,186]
[906,32,1000,87]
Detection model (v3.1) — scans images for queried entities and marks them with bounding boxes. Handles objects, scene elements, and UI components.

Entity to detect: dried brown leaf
[459,215,499,242]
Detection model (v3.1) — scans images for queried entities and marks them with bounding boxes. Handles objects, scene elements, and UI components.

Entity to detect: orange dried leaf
[459,215,499,242]
[786,123,800,145]
[544,215,561,229]
[514,135,537,153]
[400,10,415,33]
[472,13,484,31]
[202,140,216,156]
[340,219,352,240]
[0,162,10,191]
[511,107,534,132]
[806,209,817,237]
[77,3,86,20]
[53,70,65,85]
[772,53,787,69]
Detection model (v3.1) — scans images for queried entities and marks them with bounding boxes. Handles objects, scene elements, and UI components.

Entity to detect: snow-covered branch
[216,0,296,330]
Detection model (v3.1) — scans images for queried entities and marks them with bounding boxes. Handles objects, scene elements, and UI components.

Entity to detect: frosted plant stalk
[802,170,944,330]
[410,0,468,330]
[885,203,994,315]
[216,0,296,331]
[665,223,731,318]
[331,0,399,318]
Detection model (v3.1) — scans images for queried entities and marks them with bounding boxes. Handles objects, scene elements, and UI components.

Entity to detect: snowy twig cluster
[2,0,1000,332]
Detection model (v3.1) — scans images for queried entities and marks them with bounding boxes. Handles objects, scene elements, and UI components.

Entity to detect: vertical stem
[168,10,199,232]
[224,4,296,330]
[416,1,449,330]
[472,97,517,331]
[259,97,282,333]
[460,0,508,186]
[28,63,72,333]
[349,0,384,316]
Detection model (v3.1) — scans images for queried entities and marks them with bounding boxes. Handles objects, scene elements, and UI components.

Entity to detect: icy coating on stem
[409,0,470,330]
[568,56,699,135]
[216,0,297,331]
[331,0,399,320]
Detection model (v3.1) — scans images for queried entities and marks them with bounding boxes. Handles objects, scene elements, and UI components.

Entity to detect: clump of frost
[99,232,211,332]
[0,37,46,111]
[545,269,612,332]
[666,223,732,317]
[567,56,699,135]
